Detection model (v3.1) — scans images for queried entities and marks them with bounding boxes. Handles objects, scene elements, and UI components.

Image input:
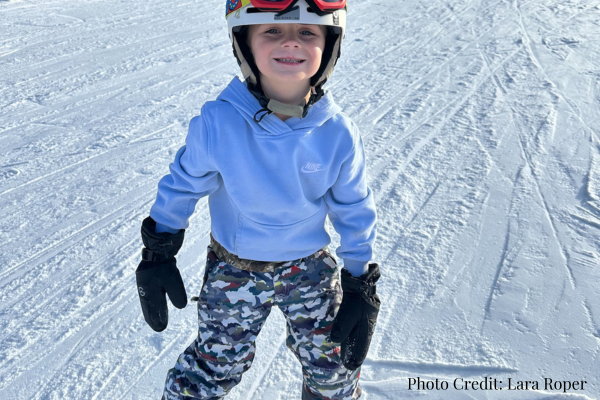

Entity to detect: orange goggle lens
[249,0,345,12]
[227,0,345,18]
[249,0,296,11]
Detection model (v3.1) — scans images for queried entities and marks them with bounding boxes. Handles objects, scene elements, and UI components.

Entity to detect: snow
[1,0,599,399]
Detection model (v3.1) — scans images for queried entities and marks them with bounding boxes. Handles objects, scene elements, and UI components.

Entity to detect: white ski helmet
[225,0,347,118]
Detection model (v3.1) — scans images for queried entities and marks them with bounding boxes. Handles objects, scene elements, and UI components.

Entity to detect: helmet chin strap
[267,86,324,119]
[267,86,319,119]
[246,81,321,120]
[266,98,306,119]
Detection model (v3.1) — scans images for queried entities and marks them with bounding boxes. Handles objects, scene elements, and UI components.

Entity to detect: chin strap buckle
[267,98,305,119]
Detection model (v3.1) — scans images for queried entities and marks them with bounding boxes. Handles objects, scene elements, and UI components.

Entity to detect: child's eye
[265,28,279,34]
[301,30,316,36]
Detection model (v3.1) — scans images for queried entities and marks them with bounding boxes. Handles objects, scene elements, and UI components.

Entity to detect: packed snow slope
[1,0,600,399]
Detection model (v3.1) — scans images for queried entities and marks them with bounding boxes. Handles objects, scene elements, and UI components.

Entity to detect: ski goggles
[244,0,345,15]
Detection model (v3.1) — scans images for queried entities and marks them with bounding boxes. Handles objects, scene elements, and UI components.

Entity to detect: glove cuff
[141,217,185,262]
[340,263,380,295]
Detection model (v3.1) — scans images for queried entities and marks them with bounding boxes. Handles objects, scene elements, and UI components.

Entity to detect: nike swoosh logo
[301,162,325,173]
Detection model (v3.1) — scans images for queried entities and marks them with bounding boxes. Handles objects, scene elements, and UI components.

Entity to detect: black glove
[330,263,381,370]
[136,217,188,332]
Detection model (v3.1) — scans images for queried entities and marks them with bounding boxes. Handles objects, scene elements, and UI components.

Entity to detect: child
[134,1,381,399]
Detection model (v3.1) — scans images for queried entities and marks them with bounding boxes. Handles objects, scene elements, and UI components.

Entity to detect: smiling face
[247,23,326,91]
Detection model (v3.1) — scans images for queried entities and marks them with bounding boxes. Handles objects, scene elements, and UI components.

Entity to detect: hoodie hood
[216,77,342,136]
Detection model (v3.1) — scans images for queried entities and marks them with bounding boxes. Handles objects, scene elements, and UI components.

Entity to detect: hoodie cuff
[342,259,369,277]
[154,222,180,234]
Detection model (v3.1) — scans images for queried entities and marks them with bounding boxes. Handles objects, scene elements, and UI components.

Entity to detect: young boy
[135,1,381,399]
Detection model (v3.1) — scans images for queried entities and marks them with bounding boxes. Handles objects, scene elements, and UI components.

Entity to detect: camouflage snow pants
[162,246,362,400]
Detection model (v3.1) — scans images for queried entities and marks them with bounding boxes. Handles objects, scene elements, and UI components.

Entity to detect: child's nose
[280,33,301,47]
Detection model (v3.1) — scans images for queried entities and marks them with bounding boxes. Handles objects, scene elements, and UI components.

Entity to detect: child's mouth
[275,58,305,64]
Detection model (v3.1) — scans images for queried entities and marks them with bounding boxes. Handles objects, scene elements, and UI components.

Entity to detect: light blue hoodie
[150,77,376,277]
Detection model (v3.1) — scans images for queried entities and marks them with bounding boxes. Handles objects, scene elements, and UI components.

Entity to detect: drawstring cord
[253,107,272,123]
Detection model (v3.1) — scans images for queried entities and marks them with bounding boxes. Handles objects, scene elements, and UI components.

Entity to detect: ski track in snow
[1,0,600,399]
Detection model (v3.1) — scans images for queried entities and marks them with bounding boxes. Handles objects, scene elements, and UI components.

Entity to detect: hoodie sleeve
[325,124,377,277]
[149,114,221,231]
